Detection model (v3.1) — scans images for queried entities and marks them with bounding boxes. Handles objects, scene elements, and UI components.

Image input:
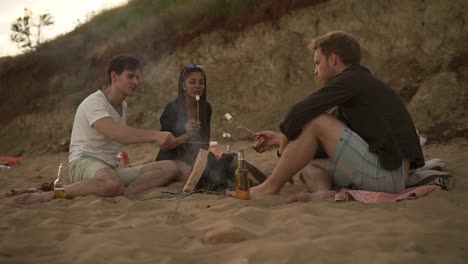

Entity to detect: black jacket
[280,65,424,170]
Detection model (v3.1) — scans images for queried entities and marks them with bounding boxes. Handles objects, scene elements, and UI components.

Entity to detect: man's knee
[159,160,179,172]
[95,168,125,197]
[304,113,340,132]
[300,162,325,183]
[143,160,178,174]
[174,161,191,181]
[299,161,332,191]
[303,114,346,154]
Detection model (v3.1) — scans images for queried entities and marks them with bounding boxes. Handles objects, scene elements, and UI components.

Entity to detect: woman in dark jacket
[155,64,212,164]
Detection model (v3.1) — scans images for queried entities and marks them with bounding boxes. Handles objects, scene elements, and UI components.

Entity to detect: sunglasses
[186,64,204,69]
[182,64,204,80]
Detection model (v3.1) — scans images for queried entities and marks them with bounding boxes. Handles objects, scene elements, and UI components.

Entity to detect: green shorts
[69,155,142,186]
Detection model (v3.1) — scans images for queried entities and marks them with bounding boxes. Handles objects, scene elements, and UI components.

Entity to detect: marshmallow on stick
[196,95,200,122]
[223,132,232,152]
[224,112,255,135]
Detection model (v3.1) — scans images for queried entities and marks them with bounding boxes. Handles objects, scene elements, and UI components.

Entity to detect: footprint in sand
[80,222,116,234]
[93,221,117,229]
[201,227,253,244]
[54,232,71,241]
[165,212,197,225]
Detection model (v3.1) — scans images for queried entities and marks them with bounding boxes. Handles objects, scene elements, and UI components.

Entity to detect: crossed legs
[300,159,332,193]
[243,113,346,200]
[124,160,190,196]
[14,160,191,204]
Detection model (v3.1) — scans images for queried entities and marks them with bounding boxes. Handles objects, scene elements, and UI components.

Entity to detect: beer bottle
[235,149,250,200]
[53,163,67,199]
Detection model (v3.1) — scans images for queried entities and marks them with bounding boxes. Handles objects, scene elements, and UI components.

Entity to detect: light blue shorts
[329,128,405,193]
[69,155,142,186]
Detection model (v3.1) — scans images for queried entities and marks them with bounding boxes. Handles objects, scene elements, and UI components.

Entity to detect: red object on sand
[0,157,23,166]
[121,151,129,165]
[117,151,130,167]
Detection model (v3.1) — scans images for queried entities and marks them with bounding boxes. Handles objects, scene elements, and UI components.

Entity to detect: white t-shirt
[69,90,127,166]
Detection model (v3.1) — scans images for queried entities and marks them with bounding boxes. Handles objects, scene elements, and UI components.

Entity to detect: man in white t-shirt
[17,54,191,203]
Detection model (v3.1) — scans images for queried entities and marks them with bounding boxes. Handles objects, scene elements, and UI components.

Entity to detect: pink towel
[335,185,441,203]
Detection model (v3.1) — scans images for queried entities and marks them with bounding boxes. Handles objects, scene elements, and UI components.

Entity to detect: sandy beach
[1,139,467,264]
[0,0,467,263]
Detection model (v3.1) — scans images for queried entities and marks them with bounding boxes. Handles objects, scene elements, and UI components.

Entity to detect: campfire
[183,148,267,193]
[181,114,266,193]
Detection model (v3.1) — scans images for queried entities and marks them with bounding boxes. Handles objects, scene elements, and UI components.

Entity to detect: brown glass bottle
[235,149,250,200]
[53,163,66,199]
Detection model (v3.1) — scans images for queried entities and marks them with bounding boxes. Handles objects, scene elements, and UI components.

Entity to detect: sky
[0,0,129,57]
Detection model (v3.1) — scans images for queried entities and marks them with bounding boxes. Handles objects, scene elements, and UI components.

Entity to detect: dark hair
[106,54,140,84]
[309,31,361,65]
[177,65,209,140]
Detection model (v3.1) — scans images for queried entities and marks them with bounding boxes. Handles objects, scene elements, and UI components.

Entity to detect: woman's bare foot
[13,192,55,204]
[226,181,279,199]
[287,191,336,204]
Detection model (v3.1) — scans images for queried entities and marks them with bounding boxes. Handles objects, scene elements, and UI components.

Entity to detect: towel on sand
[335,185,441,203]
[334,158,454,203]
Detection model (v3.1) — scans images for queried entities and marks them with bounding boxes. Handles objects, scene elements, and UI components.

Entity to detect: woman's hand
[185,119,201,136]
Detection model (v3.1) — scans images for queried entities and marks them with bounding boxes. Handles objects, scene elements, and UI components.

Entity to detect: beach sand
[1,140,467,264]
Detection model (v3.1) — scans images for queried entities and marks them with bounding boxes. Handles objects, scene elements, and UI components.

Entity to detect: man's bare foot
[123,185,138,197]
[13,192,54,204]
[287,191,336,204]
[226,182,279,199]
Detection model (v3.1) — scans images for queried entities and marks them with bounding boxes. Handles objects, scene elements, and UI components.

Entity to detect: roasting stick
[223,132,232,152]
[224,113,256,135]
[196,95,200,122]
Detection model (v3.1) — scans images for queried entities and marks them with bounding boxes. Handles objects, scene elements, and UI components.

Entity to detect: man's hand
[252,130,280,153]
[157,131,175,149]
[159,137,179,151]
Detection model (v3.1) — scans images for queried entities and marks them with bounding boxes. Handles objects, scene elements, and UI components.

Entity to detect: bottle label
[53,189,66,199]
[236,190,250,200]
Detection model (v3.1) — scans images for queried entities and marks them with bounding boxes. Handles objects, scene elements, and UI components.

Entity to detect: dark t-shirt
[155,99,212,164]
[280,65,424,170]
